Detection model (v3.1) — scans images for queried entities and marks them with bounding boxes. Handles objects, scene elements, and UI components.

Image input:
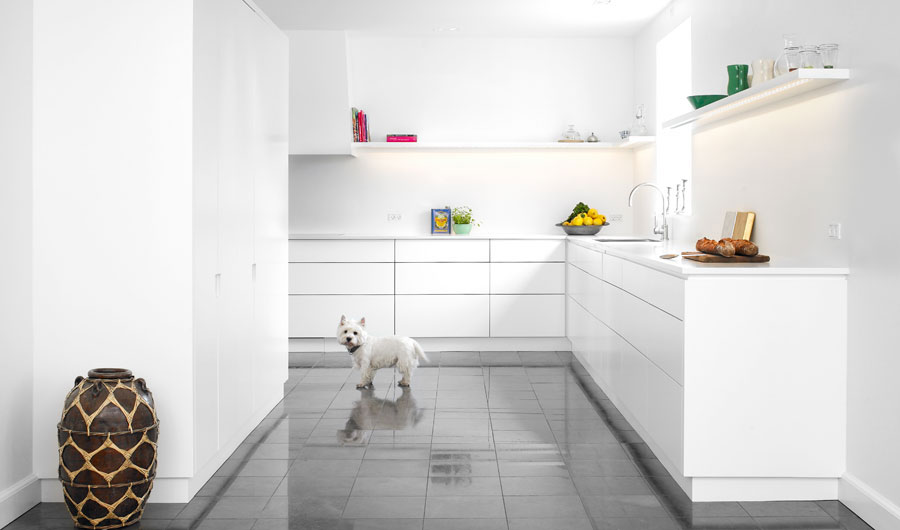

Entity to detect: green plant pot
[453,223,472,235]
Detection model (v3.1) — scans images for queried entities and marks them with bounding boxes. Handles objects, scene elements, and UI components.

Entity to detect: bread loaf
[722,238,759,257]
[696,237,736,258]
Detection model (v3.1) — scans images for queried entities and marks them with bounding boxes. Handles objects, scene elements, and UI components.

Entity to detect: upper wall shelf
[663,69,850,130]
[349,136,655,156]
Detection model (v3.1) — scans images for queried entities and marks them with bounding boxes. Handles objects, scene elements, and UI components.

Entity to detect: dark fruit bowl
[687,94,728,109]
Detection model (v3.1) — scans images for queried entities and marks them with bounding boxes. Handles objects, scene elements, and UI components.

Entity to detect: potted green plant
[450,206,480,235]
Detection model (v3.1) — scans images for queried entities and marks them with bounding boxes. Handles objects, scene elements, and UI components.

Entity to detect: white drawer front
[566,264,606,322]
[396,263,489,294]
[289,295,394,337]
[621,260,685,319]
[289,263,393,295]
[289,240,394,263]
[490,295,565,337]
[491,263,565,294]
[606,284,684,385]
[490,240,565,262]
[395,239,489,262]
[645,364,684,472]
[567,242,603,279]
[602,254,624,288]
[395,295,489,337]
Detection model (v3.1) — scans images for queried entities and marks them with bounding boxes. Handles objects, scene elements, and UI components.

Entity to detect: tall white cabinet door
[251,8,289,412]
[490,295,565,337]
[395,295,489,337]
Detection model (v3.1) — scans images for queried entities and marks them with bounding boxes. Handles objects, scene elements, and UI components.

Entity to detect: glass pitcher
[774,34,802,76]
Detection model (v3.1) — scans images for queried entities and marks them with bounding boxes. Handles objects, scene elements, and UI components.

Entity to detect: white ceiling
[253,0,672,37]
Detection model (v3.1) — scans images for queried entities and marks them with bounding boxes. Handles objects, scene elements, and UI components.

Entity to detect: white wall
[0,0,39,526]
[32,0,196,499]
[635,1,900,528]
[348,36,634,142]
[291,34,640,236]
[291,150,638,235]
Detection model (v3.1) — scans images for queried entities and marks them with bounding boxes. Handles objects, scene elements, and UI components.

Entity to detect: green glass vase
[727,64,749,95]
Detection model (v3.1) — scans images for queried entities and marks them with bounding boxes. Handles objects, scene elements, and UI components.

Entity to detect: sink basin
[595,237,660,242]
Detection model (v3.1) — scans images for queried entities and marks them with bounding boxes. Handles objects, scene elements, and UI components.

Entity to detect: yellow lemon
[587,208,598,217]
[571,217,584,226]
[596,215,606,224]
[562,221,570,226]
[583,217,594,226]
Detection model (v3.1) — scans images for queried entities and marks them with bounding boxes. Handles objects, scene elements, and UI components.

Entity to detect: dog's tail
[413,341,429,363]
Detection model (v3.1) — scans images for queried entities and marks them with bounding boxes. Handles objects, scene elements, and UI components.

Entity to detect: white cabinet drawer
[567,242,603,279]
[395,263,489,294]
[395,295,489,337]
[289,240,393,263]
[289,263,393,294]
[491,240,565,262]
[621,260,685,319]
[289,295,394,337]
[491,295,565,337]
[606,284,684,385]
[566,264,606,322]
[602,254,624,288]
[645,364,684,472]
[491,263,565,294]
[395,239,489,262]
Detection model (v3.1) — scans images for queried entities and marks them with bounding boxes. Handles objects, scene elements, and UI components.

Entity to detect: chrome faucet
[628,182,669,241]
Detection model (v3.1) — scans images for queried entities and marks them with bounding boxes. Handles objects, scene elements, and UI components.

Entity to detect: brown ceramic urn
[57,368,159,529]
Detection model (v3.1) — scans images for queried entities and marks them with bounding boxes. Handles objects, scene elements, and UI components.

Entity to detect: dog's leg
[397,364,411,387]
[357,365,376,389]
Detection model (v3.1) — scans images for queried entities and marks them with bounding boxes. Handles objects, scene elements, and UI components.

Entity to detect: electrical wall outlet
[827,223,842,240]
[608,214,624,222]
[387,213,402,222]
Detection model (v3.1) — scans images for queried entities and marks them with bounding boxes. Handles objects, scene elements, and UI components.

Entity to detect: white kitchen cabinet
[567,241,604,279]
[289,263,394,294]
[566,238,848,502]
[290,295,394,338]
[395,263,489,294]
[491,295,565,337]
[395,239,489,262]
[490,263,565,294]
[490,239,565,262]
[289,239,393,263]
[395,295,490,337]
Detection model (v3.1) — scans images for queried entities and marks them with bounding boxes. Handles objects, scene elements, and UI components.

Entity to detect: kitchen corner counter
[566,236,849,277]
[289,233,568,240]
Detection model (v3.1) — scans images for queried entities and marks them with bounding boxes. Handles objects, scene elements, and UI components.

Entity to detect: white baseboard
[840,473,900,530]
[291,337,571,353]
[0,474,40,528]
[691,477,838,502]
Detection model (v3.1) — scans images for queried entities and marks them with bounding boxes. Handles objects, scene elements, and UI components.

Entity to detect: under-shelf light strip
[700,78,812,120]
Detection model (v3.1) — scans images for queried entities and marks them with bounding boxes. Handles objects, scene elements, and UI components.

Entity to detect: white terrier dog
[337,315,428,389]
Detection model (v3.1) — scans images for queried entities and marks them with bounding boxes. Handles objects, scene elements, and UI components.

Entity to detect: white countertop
[289,233,567,240]
[288,233,849,276]
[566,236,849,277]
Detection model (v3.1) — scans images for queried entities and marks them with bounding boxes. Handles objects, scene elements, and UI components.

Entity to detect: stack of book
[351,108,369,142]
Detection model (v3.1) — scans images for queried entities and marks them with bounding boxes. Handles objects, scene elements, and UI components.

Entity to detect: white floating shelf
[663,68,850,129]
[349,136,654,156]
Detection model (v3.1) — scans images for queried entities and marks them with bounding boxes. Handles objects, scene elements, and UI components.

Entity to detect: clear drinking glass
[818,44,839,68]
[631,105,648,136]
[562,125,581,141]
[800,45,820,69]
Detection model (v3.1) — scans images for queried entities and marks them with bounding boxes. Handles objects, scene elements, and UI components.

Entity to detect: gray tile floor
[5,351,872,530]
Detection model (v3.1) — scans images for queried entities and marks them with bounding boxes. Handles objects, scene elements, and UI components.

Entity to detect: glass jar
[800,45,820,69]
[818,44,839,69]
[562,125,582,141]
[631,105,648,136]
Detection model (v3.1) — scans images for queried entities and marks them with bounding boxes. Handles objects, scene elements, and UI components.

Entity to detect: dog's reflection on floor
[338,387,425,444]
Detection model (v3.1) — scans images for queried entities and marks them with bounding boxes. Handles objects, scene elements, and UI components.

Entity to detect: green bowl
[687,94,728,109]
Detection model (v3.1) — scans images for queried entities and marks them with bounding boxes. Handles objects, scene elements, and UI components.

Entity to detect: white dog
[337,315,428,389]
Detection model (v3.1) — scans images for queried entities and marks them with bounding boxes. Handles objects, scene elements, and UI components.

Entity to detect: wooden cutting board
[681,252,770,263]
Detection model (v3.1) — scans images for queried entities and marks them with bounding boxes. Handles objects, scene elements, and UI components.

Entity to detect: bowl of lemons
[557,204,608,235]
